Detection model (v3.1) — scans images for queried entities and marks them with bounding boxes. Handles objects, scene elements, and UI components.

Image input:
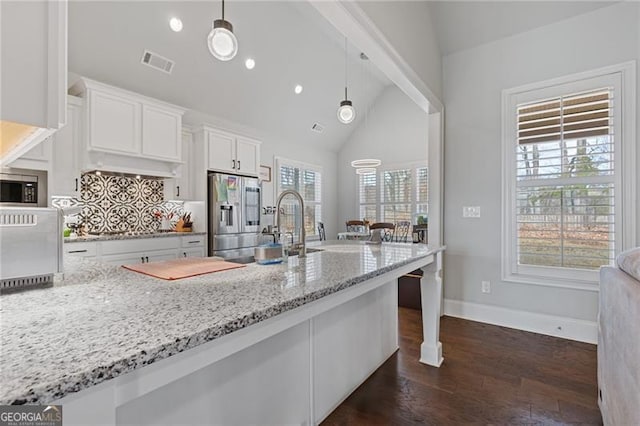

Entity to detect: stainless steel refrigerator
[208,172,261,259]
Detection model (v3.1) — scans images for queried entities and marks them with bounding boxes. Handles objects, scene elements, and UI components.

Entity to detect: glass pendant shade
[337,99,355,124]
[207,19,238,61]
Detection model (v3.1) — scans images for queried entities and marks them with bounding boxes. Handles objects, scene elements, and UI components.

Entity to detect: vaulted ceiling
[428,1,616,55]
[68,1,390,152]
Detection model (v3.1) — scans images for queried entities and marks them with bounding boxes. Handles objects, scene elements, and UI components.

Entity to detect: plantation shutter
[416,167,429,221]
[381,169,412,223]
[276,159,322,238]
[515,88,615,270]
[359,173,377,221]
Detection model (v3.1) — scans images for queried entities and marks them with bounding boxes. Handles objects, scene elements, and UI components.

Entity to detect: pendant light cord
[344,37,348,100]
[221,0,225,20]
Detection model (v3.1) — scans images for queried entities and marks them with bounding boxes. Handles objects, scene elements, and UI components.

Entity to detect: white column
[419,250,444,367]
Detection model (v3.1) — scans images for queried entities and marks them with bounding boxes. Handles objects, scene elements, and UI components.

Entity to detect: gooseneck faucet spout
[275,190,306,258]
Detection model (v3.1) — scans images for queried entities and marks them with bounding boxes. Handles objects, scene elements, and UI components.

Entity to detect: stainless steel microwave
[0,173,39,205]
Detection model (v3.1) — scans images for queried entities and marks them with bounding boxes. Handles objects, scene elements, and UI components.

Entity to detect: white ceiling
[68,1,390,152]
[428,1,616,55]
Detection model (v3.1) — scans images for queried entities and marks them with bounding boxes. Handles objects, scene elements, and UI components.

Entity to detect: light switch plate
[463,206,481,218]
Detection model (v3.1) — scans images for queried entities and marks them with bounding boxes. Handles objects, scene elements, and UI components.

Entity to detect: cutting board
[122,257,246,280]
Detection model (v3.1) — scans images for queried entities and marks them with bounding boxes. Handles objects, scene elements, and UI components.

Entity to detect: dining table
[337,231,370,241]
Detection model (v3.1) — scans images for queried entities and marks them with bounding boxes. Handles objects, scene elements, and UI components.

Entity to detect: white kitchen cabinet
[50,96,83,198]
[165,130,194,201]
[204,127,261,177]
[65,235,205,266]
[88,90,140,155]
[0,0,67,166]
[142,105,182,161]
[235,137,260,176]
[69,78,186,177]
[7,137,52,171]
[179,247,205,258]
[207,130,236,174]
[63,241,97,259]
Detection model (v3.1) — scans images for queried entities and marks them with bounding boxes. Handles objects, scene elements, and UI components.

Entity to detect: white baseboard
[443,299,597,344]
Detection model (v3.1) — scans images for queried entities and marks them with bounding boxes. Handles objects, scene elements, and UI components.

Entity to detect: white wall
[184,110,338,240]
[356,1,443,102]
[337,86,428,230]
[442,2,640,323]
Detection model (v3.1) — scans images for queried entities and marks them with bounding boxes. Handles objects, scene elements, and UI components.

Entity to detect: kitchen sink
[227,248,323,265]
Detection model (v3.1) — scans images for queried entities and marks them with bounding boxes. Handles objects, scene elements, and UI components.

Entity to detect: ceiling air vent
[311,123,324,133]
[141,50,174,74]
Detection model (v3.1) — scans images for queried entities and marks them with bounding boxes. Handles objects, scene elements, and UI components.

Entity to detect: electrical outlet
[481,280,491,293]
[463,206,481,218]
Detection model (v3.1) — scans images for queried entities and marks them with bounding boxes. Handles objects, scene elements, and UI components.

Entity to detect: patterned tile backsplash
[68,173,184,233]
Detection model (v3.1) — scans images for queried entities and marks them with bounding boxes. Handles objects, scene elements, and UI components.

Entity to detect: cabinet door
[165,130,193,200]
[142,105,181,161]
[207,131,236,173]
[88,90,140,154]
[236,137,260,176]
[7,137,52,171]
[51,101,82,198]
[180,247,205,258]
[102,253,147,266]
[146,249,178,262]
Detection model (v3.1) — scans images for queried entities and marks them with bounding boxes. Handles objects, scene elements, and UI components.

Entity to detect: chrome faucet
[275,190,306,258]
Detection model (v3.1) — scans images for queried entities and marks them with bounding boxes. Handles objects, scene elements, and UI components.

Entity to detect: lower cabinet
[64,235,205,266]
[101,249,178,266]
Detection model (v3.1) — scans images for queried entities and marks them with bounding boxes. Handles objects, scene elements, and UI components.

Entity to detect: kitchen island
[0,241,444,425]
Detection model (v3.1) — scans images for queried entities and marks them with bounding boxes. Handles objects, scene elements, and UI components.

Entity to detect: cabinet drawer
[64,242,97,257]
[181,235,205,248]
[102,237,180,255]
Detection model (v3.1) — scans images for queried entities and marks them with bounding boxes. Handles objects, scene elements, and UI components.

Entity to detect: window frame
[357,161,428,224]
[501,62,636,291]
[275,156,322,241]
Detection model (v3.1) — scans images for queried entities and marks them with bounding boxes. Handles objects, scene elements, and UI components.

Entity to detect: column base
[419,341,443,367]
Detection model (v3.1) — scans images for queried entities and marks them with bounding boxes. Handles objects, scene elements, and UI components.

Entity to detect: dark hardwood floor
[322,308,601,426]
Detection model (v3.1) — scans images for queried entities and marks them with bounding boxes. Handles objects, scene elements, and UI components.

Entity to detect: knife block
[175,219,192,233]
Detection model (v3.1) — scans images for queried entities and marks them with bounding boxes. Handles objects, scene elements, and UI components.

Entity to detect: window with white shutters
[276,158,322,239]
[357,164,428,224]
[502,63,635,288]
[516,90,614,270]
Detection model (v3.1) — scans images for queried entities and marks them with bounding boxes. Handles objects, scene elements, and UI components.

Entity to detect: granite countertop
[0,241,437,405]
[64,231,206,243]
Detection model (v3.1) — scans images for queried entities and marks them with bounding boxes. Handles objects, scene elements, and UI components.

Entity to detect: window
[502,63,636,288]
[358,164,428,224]
[276,158,322,239]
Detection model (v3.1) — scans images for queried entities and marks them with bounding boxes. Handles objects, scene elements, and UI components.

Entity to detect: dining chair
[369,222,395,242]
[317,222,326,241]
[394,221,411,242]
[345,220,366,233]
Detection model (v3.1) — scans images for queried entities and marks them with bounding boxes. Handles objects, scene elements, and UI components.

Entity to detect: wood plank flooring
[322,308,601,425]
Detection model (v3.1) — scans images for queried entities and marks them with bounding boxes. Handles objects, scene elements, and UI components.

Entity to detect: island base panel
[59,280,399,425]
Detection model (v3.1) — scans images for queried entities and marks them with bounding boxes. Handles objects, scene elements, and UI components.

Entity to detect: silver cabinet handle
[68,249,87,253]
[187,240,200,244]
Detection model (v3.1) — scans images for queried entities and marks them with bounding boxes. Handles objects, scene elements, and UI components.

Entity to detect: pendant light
[337,38,355,124]
[207,0,238,61]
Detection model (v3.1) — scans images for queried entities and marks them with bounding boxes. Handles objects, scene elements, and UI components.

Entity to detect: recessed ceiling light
[169,17,183,32]
[245,58,255,70]
[294,85,303,94]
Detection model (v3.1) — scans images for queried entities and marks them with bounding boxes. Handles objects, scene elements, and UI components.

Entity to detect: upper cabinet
[69,78,186,177]
[164,129,194,201]
[0,0,67,166]
[50,96,83,199]
[203,127,261,177]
